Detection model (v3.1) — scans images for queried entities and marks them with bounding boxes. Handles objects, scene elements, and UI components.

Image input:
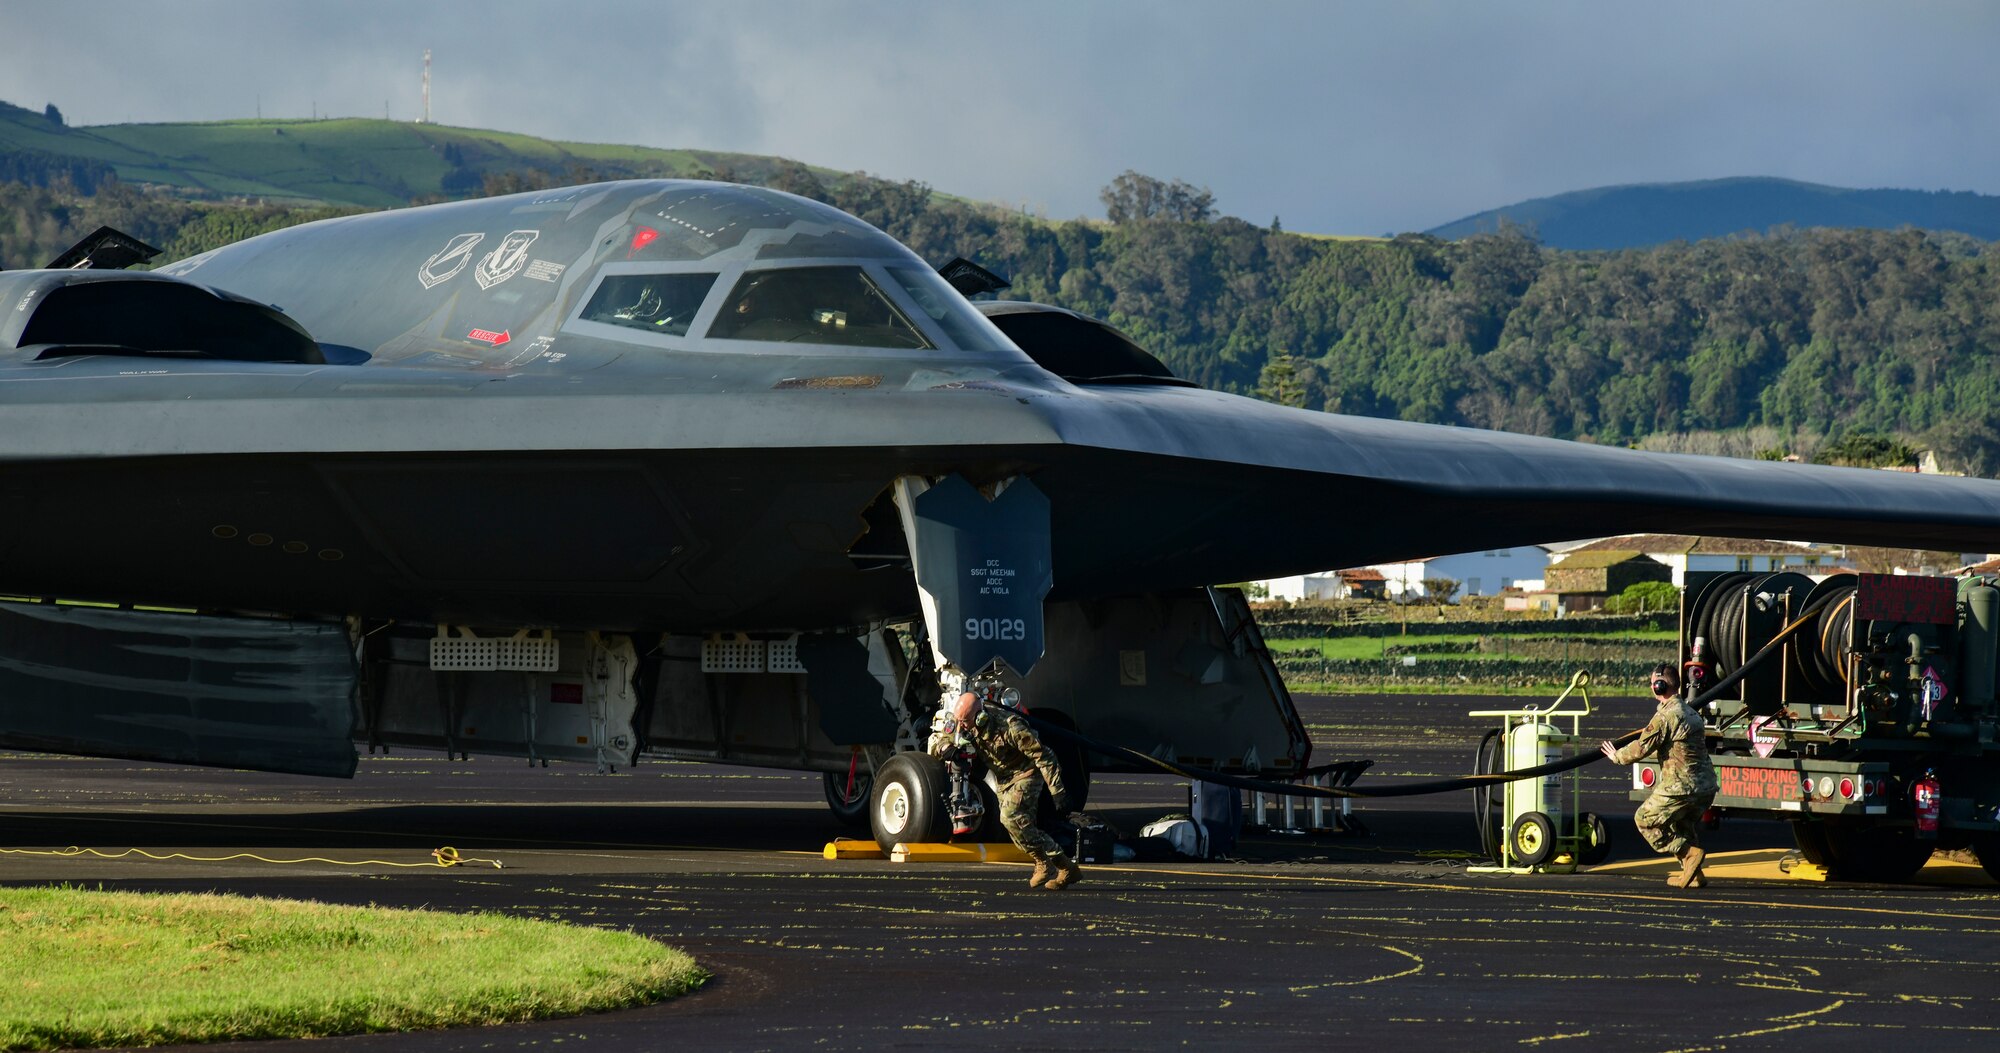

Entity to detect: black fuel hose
[1018,595,1836,801]
[1684,589,1840,711]
[1472,727,1504,858]
[1020,712,1640,800]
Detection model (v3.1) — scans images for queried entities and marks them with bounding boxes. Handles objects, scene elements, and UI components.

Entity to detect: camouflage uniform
[928,708,1068,864]
[1612,696,1720,857]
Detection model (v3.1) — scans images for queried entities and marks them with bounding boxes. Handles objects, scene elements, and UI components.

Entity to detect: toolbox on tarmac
[1065,818,1119,863]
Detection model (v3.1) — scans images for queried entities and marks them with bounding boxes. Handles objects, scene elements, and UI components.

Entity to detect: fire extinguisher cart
[1469,672,1614,874]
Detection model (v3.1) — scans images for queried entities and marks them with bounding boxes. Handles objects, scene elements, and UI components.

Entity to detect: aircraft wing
[1017,384,2000,594]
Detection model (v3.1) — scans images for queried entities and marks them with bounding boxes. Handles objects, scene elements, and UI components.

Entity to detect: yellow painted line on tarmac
[1070,863,2000,924]
[890,842,1033,863]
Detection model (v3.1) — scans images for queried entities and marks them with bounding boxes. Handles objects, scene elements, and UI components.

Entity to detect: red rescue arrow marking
[466,328,511,346]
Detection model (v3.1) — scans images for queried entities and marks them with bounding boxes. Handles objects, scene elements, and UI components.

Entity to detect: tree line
[5,166,1998,476]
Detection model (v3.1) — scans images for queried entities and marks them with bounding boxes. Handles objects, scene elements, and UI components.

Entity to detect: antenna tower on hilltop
[420,49,431,124]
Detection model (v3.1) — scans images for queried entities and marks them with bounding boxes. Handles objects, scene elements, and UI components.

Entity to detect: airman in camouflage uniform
[928,691,1079,890]
[1602,664,1719,889]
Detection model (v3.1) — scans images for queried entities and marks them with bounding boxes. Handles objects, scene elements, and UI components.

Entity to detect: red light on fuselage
[630,227,660,253]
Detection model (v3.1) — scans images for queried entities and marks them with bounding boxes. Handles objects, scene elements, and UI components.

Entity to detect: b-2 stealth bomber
[1,181,1995,847]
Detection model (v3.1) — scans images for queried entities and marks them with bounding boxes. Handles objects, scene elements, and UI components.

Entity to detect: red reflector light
[1839,777,1855,800]
[1641,767,1656,787]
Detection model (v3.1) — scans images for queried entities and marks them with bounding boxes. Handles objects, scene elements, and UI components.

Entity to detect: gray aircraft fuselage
[0,180,1996,636]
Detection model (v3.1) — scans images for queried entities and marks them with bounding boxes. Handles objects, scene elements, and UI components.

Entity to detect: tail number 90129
[965,617,1028,642]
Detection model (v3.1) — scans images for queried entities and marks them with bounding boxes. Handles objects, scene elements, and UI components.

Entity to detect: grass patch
[0,885,703,1051]
[1293,681,1649,697]
[1267,629,1678,659]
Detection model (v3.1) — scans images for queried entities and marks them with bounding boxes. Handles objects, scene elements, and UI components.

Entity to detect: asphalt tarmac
[6,693,2000,1051]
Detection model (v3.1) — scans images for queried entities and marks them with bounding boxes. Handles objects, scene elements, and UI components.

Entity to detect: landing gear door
[898,474,1054,678]
[1020,587,1311,776]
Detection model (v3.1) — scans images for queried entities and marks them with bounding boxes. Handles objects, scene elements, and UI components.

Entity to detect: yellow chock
[823,840,886,860]
[890,842,1034,864]
[1786,861,1831,882]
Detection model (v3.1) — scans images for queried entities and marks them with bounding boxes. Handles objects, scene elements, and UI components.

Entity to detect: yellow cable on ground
[0,845,504,869]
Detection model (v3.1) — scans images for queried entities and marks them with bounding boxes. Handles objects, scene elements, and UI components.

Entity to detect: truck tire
[871,752,951,853]
[823,769,872,829]
[1790,821,1835,866]
[1970,832,2000,882]
[1821,822,1933,883]
[1508,810,1557,867]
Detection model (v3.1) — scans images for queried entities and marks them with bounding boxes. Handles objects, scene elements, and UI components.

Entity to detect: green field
[0,886,703,1051]
[1267,629,1678,660]
[1267,627,1678,694]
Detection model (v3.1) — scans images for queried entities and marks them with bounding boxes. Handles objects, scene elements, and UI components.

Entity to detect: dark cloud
[2,0,1992,233]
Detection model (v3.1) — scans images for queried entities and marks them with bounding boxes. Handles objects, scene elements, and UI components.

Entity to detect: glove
[1051,793,1070,813]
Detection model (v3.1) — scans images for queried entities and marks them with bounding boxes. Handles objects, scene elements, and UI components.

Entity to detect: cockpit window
[706,266,932,349]
[885,266,1013,352]
[579,273,718,336]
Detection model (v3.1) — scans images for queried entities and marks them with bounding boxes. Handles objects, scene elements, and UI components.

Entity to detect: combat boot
[1028,859,1052,889]
[1043,854,1081,891]
[1667,846,1706,890]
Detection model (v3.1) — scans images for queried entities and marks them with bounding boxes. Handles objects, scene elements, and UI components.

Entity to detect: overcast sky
[2,1,1994,234]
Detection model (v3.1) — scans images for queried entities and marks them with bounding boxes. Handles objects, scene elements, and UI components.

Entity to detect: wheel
[970,776,1006,842]
[1507,810,1557,867]
[823,768,872,829]
[870,752,951,853]
[1790,820,1835,866]
[1030,710,1091,826]
[1970,832,2000,882]
[1574,811,1612,865]
[1820,821,1934,883]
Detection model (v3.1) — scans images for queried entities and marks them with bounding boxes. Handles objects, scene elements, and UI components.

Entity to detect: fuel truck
[1630,570,2000,883]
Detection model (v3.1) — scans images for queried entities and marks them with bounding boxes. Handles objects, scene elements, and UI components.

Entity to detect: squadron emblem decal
[474,229,541,290]
[418,233,485,290]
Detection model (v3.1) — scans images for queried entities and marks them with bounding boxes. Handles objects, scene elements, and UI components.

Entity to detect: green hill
[0,99,809,206]
[7,100,2000,479]
[1428,176,2000,249]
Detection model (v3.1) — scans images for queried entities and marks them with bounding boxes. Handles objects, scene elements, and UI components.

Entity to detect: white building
[1256,568,1388,602]
[1554,535,1851,587]
[1368,547,1552,602]
[1257,548,1550,603]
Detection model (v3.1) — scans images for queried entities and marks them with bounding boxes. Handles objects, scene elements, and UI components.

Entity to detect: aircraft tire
[971,776,1006,842]
[823,769,873,829]
[871,752,951,853]
[1031,710,1090,829]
